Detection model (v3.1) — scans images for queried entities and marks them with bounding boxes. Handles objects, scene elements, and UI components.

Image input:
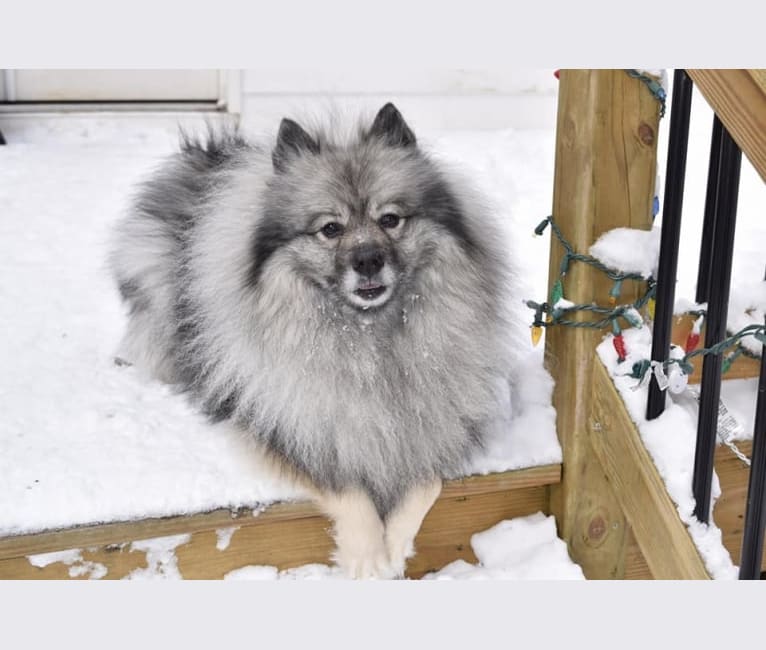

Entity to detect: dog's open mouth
[354,283,387,301]
[343,270,395,310]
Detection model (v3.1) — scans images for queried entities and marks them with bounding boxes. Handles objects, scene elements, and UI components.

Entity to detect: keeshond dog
[110,103,516,578]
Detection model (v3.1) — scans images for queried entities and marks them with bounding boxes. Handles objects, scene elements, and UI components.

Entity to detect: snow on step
[223,513,585,581]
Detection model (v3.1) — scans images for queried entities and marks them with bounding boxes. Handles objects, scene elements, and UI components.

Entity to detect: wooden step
[714,439,766,572]
[0,464,561,580]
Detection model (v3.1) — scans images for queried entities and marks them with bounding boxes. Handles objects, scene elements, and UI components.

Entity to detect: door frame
[0,70,242,114]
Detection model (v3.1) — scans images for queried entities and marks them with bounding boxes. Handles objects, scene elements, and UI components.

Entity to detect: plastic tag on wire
[687,387,750,466]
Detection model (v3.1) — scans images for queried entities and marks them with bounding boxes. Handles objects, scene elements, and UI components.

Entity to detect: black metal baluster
[647,69,694,420]
[695,116,724,304]
[739,328,766,579]
[692,126,742,523]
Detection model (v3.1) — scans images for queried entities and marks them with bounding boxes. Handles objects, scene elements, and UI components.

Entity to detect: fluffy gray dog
[110,103,515,578]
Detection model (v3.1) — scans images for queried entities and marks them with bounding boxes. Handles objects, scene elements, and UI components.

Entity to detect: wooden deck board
[714,440,766,572]
[0,464,562,579]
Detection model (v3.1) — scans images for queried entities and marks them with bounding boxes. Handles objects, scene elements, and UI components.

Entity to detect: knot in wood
[588,515,607,542]
[638,122,655,145]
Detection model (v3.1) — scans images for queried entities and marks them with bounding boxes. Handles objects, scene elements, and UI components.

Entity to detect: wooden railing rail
[687,70,766,183]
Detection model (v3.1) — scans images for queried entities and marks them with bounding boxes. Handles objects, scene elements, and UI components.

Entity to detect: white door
[1,70,222,103]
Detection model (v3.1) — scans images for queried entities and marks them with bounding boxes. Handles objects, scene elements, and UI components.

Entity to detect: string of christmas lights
[629,322,766,394]
[525,215,656,361]
[625,69,668,118]
[525,215,765,385]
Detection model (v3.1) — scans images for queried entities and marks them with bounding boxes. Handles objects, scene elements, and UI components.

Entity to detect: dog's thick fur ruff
[110,104,516,577]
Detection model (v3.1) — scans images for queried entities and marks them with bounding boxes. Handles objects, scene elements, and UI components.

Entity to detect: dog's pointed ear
[368,103,416,148]
[272,118,320,172]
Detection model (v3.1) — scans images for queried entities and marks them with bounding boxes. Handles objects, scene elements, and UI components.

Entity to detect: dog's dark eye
[379,213,401,229]
[320,222,344,239]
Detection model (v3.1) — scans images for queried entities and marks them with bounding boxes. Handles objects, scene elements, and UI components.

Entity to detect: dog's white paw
[382,479,442,578]
[331,536,396,579]
[316,487,418,579]
[385,536,416,579]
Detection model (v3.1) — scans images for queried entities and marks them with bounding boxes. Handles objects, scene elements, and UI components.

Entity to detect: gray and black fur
[110,104,517,520]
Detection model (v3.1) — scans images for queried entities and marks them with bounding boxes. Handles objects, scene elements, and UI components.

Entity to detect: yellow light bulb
[531,325,543,347]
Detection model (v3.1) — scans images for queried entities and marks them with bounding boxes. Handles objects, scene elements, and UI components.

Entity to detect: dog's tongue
[358,280,383,290]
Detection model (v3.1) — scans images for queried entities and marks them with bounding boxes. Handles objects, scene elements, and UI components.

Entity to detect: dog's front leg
[384,479,442,578]
[314,489,394,579]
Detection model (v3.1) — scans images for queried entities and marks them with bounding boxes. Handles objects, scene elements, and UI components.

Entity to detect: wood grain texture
[0,488,551,580]
[0,502,317,562]
[623,527,652,580]
[590,359,710,579]
[440,464,561,498]
[748,70,766,93]
[0,465,560,579]
[714,440,766,571]
[565,439,632,579]
[687,69,766,183]
[546,69,660,578]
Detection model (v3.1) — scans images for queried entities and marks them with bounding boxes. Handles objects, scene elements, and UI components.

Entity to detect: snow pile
[720,378,760,439]
[467,351,561,474]
[589,226,660,279]
[425,513,584,580]
[223,512,584,580]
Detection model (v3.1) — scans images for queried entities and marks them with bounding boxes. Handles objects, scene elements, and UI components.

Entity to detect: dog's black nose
[351,245,385,277]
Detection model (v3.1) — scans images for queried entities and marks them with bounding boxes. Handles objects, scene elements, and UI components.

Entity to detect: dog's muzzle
[344,244,395,309]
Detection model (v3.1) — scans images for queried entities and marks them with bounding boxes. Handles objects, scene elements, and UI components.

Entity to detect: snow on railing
[647,69,766,580]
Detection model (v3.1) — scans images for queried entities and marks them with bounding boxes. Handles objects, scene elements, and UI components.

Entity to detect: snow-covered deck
[0,115,561,540]
[0,113,576,579]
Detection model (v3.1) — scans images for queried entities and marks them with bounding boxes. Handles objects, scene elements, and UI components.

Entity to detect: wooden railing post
[546,70,660,578]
